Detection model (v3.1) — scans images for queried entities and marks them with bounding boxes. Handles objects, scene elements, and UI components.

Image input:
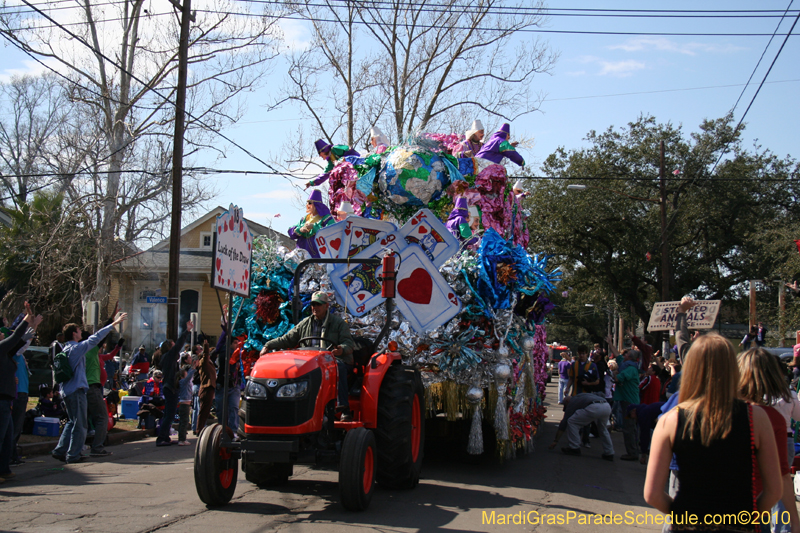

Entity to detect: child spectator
[38,385,65,419]
[177,364,195,445]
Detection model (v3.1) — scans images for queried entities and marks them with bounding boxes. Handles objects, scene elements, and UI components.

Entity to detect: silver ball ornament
[494,362,511,381]
[466,385,484,403]
[521,336,535,352]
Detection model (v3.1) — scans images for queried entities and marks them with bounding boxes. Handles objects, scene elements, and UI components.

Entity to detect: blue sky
[1,1,797,238]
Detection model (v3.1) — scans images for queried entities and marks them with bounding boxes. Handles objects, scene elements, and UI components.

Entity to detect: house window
[200,231,213,249]
[141,307,153,330]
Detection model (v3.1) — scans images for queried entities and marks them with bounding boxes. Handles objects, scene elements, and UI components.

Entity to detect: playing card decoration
[394,209,459,268]
[211,204,253,297]
[393,245,462,333]
[341,217,397,259]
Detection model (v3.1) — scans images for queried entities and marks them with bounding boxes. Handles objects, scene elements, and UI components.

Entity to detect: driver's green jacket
[262,311,355,365]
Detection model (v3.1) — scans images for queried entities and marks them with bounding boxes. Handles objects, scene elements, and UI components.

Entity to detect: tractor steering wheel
[296,336,335,351]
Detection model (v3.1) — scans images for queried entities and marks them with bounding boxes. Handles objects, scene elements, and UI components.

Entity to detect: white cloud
[279,18,313,52]
[0,58,60,83]
[564,70,587,77]
[608,38,745,56]
[598,60,646,77]
[251,189,299,200]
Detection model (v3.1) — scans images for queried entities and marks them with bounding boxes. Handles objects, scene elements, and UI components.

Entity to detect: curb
[19,428,156,458]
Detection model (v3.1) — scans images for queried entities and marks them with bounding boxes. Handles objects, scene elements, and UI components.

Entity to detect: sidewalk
[18,427,156,457]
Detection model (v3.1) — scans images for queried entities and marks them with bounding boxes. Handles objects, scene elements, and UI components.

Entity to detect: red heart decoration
[355,230,362,238]
[418,225,428,234]
[244,269,249,279]
[243,231,248,242]
[345,227,351,235]
[239,221,243,233]
[331,238,341,251]
[411,218,419,225]
[216,258,221,271]
[319,245,327,255]
[227,279,231,286]
[397,268,432,305]
[447,292,458,305]
[357,293,365,301]
[218,225,222,234]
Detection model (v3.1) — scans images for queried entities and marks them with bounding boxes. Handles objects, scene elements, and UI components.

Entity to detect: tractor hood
[251,350,334,380]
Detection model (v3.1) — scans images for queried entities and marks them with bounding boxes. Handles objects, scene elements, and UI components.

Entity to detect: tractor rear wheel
[243,455,292,487]
[374,364,424,489]
[339,427,376,511]
[194,423,238,506]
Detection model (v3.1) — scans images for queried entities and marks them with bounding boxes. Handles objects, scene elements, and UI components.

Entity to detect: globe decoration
[379,148,452,207]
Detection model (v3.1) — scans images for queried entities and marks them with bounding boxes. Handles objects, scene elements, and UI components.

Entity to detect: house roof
[111,206,293,274]
[150,206,292,251]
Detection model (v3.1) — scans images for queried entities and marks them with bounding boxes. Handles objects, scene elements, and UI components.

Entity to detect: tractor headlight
[245,380,267,399]
[276,381,308,398]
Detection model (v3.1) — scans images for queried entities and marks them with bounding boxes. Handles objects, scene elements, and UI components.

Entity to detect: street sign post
[146,296,168,304]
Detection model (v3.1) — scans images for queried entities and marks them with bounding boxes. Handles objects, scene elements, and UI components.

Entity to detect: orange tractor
[194,255,425,510]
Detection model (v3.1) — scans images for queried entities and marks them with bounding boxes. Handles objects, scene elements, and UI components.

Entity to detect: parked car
[763,347,794,365]
[24,346,52,396]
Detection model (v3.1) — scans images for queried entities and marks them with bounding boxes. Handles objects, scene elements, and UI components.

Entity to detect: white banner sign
[211,204,253,297]
[647,300,721,331]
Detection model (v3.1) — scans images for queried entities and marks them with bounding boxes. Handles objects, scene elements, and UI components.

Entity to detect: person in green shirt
[611,347,641,461]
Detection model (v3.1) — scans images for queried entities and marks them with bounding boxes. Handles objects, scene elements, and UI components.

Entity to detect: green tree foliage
[527,114,800,338]
[0,191,95,337]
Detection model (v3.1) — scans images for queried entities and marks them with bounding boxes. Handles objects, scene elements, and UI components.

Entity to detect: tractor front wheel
[194,423,238,506]
[339,427,376,511]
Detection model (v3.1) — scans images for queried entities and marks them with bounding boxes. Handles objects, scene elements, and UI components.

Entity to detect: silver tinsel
[494,361,510,441]
[466,385,484,455]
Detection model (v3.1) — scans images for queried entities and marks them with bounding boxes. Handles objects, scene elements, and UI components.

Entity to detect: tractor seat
[351,336,375,369]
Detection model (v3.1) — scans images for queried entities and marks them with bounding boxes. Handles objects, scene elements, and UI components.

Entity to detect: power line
[13,0,296,183]
[196,7,800,36]
[183,167,800,183]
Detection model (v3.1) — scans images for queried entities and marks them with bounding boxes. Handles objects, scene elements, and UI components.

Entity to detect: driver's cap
[311,291,329,305]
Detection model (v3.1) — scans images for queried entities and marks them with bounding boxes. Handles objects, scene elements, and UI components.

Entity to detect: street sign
[647,300,721,331]
[146,296,168,304]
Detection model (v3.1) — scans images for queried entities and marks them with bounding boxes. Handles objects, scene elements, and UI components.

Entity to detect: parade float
[228,126,561,458]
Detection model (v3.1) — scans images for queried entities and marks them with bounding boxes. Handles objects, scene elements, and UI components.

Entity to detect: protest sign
[647,300,721,331]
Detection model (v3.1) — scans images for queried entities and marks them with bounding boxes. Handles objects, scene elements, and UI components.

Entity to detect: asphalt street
[0,382,668,533]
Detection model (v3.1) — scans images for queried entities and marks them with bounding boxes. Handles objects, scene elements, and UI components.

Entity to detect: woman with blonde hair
[738,348,799,533]
[644,333,781,531]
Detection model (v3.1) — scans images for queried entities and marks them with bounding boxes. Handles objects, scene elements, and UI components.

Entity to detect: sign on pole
[211,204,253,297]
[146,296,168,304]
[647,300,721,332]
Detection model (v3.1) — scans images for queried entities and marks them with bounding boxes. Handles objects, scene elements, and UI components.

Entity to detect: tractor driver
[260,291,356,421]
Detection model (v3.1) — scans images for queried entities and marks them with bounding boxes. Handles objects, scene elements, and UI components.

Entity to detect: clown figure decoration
[288,189,335,258]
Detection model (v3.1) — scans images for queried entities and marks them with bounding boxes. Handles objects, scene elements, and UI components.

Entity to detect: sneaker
[178,441,191,446]
[602,454,614,462]
[561,447,581,456]
[66,456,87,464]
[51,453,66,462]
[339,409,353,422]
[90,450,113,457]
[156,439,173,447]
[620,454,639,461]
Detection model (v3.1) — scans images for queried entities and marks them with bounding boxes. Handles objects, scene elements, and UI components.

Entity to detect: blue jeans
[191,384,200,433]
[53,389,88,461]
[337,360,351,409]
[215,384,240,433]
[157,387,179,443]
[0,398,14,475]
[557,378,569,404]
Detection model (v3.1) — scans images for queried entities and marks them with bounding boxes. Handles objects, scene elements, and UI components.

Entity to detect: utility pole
[779,280,786,347]
[167,0,193,338]
[659,140,670,357]
[749,280,757,332]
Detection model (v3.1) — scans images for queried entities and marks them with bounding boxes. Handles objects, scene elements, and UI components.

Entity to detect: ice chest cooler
[33,417,60,437]
[121,396,140,419]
